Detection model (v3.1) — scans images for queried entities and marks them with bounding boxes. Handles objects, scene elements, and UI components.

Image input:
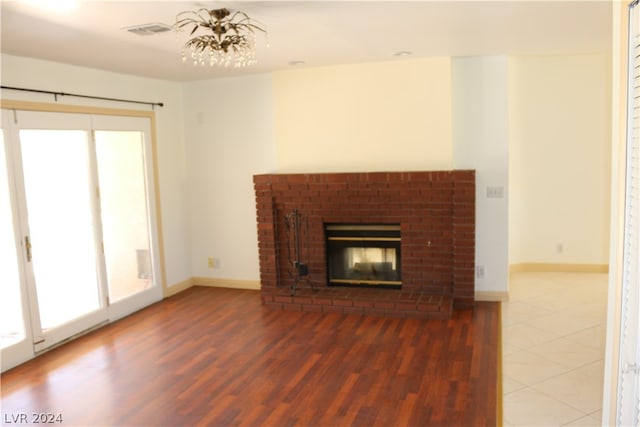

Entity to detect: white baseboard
[509,263,609,274]
[192,277,261,290]
[475,291,509,302]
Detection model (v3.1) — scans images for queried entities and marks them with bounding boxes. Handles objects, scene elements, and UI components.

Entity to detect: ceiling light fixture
[175,7,266,68]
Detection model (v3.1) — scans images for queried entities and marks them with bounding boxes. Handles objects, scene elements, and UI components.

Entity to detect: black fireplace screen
[325,224,401,288]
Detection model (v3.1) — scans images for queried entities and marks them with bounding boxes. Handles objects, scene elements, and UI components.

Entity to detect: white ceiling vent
[124,23,172,36]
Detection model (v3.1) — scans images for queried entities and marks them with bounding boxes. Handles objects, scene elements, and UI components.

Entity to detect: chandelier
[175,7,266,68]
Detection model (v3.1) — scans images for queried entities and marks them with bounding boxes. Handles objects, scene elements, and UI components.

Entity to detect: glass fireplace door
[325,224,401,288]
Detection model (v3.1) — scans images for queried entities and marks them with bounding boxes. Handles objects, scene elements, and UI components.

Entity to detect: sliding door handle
[25,235,32,262]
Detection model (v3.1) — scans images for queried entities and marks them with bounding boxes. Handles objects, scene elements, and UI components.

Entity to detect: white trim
[192,277,261,290]
[475,291,508,302]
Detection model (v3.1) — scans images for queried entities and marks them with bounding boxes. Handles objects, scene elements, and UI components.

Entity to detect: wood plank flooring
[1,286,499,426]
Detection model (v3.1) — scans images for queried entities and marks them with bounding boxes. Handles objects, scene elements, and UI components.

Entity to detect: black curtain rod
[1,86,164,109]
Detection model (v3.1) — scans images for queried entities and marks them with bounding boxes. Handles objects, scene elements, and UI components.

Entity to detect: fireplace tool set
[284,209,311,296]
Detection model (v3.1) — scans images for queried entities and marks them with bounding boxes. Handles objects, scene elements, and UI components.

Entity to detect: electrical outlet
[556,243,564,254]
[486,186,504,199]
[476,265,485,279]
[208,257,214,268]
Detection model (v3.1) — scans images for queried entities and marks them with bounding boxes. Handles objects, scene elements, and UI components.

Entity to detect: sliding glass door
[21,125,107,350]
[92,115,163,321]
[12,112,108,353]
[1,110,162,370]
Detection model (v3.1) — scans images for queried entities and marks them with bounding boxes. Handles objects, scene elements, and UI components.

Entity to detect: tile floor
[502,272,608,426]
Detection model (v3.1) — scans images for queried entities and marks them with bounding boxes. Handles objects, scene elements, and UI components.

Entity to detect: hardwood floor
[1,287,499,426]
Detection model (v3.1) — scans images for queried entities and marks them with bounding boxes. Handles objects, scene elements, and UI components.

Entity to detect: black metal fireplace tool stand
[284,209,312,296]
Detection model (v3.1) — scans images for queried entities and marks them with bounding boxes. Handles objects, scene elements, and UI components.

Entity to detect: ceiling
[0,1,612,82]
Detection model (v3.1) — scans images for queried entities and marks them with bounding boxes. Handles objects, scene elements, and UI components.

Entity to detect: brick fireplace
[253,170,475,318]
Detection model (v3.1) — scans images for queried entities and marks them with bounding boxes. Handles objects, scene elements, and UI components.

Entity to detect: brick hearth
[253,170,475,318]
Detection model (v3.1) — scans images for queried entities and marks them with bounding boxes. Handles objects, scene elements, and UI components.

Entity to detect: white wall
[182,74,276,281]
[508,53,612,266]
[272,58,454,172]
[0,54,192,288]
[452,55,510,298]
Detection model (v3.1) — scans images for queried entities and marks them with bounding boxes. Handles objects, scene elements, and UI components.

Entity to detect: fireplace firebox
[325,224,401,288]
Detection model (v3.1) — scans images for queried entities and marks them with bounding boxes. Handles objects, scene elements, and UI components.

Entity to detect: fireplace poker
[285,209,309,296]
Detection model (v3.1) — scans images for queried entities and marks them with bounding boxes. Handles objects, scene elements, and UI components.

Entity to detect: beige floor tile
[524,293,583,312]
[502,341,521,357]
[572,360,605,382]
[587,410,602,424]
[564,325,606,352]
[504,322,561,350]
[561,413,602,426]
[502,301,554,326]
[503,272,608,427]
[527,337,603,370]
[507,286,551,302]
[532,366,604,414]
[567,302,607,322]
[528,312,601,337]
[503,388,585,427]
[504,348,572,386]
[503,374,528,394]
